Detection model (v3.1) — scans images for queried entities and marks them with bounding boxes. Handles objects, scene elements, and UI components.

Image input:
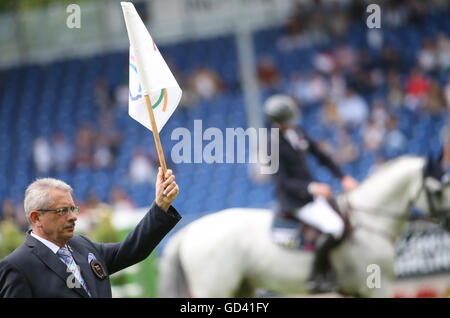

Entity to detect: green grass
[109,229,159,298]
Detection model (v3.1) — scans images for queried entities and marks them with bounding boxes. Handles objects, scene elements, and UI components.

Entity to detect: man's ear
[29,210,42,227]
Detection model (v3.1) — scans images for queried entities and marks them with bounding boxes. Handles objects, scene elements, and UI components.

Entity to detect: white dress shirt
[30,231,81,269]
[30,231,61,254]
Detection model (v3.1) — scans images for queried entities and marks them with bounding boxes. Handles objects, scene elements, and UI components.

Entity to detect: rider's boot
[307,233,340,293]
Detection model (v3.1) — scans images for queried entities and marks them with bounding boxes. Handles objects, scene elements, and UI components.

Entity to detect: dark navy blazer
[0,202,181,298]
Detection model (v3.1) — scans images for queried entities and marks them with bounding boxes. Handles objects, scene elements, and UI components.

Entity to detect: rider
[264,94,359,292]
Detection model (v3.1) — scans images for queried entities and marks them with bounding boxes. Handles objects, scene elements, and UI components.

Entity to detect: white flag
[121,2,182,133]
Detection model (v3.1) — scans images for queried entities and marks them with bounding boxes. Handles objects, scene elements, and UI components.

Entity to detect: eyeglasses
[38,206,80,217]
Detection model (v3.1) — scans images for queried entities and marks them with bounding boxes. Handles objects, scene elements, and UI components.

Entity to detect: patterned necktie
[57,246,92,297]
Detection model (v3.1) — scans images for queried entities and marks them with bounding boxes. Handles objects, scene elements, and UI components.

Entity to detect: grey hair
[24,178,73,224]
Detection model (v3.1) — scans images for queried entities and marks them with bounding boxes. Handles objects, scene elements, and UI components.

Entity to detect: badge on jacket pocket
[88,252,107,279]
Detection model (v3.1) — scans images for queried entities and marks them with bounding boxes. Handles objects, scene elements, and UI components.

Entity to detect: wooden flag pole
[144,94,167,177]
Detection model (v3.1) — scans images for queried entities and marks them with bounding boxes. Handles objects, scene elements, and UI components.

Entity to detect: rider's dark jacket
[272,127,344,215]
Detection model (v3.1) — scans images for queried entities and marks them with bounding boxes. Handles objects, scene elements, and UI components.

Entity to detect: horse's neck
[340,156,425,237]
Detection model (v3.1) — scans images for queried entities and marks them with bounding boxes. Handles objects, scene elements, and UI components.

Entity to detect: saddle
[270,199,352,251]
[329,198,353,241]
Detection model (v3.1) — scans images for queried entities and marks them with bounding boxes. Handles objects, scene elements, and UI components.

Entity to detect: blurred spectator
[363,118,385,154]
[2,197,29,232]
[378,46,405,73]
[109,187,136,211]
[366,29,383,52]
[93,112,123,169]
[32,136,52,175]
[287,72,309,103]
[442,125,450,176]
[404,68,430,111]
[114,65,130,109]
[169,59,200,110]
[190,66,223,100]
[306,71,329,103]
[348,0,365,22]
[417,38,438,74]
[333,128,360,164]
[97,111,123,161]
[78,191,115,232]
[328,71,346,101]
[129,149,157,184]
[79,190,102,215]
[317,129,360,165]
[370,68,385,92]
[179,85,200,110]
[51,132,72,173]
[384,0,410,28]
[93,136,114,170]
[383,114,408,158]
[408,0,428,26]
[425,79,446,114]
[289,71,328,104]
[257,56,281,91]
[371,99,390,127]
[313,49,336,75]
[277,2,330,51]
[114,84,129,110]
[94,78,113,111]
[149,150,162,170]
[437,33,450,72]
[335,43,358,73]
[278,10,307,51]
[74,122,95,170]
[351,69,376,96]
[386,69,404,108]
[326,2,349,39]
[0,198,15,222]
[444,75,450,110]
[363,100,389,154]
[13,200,28,232]
[359,48,376,71]
[320,98,342,127]
[337,87,369,128]
[178,69,200,110]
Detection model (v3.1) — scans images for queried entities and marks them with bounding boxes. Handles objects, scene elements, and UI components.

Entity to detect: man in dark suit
[0,167,180,298]
[265,94,358,292]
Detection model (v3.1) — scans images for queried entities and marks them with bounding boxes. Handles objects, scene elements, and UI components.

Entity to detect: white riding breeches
[295,197,345,240]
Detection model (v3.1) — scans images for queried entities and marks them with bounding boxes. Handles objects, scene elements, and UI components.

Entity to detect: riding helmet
[264,94,299,126]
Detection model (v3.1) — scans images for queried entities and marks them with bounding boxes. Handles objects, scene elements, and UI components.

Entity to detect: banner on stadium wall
[395,221,450,278]
[150,0,294,26]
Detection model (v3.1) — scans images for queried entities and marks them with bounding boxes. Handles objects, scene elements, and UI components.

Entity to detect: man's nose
[68,210,78,221]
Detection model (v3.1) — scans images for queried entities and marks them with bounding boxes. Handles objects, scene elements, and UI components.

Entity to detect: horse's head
[415,153,450,231]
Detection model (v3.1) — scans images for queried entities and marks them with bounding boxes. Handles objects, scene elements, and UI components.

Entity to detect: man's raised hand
[155,168,179,212]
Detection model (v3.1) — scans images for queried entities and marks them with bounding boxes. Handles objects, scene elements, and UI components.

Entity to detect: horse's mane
[353,155,424,195]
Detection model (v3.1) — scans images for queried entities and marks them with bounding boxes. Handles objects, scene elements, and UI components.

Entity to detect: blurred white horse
[159,155,450,297]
